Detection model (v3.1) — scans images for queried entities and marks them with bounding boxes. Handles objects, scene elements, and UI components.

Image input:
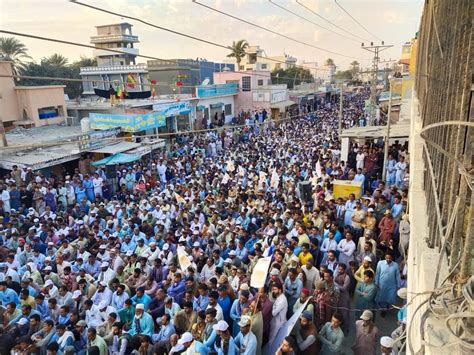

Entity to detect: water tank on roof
[81,117,91,132]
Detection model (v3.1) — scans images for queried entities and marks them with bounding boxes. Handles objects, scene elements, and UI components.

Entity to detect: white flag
[250,256,272,289]
[315,160,322,178]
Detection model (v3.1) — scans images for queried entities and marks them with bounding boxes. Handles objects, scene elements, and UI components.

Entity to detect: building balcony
[90,34,139,44]
[93,47,138,58]
[80,64,148,75]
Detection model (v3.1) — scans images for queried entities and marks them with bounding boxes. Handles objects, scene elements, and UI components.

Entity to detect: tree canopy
[271,66,314,89]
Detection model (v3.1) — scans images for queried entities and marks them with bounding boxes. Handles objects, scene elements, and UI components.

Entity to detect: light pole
[382,75,393,180]
[338,82,343,137]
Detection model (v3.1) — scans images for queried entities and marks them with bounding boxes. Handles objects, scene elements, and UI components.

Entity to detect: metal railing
[414,0,473,279]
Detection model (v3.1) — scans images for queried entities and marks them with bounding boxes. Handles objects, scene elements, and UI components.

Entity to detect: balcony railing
[90,34,139,43]
[80,64,147,74]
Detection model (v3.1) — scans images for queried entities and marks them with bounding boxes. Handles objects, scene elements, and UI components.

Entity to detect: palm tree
[350,60,360,79]
[42,53,69,67]
[227,40,249,71]
[0,37,31,75]
[325,58,335,67]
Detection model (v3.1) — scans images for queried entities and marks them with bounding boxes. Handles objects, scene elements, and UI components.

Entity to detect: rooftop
[95,23,133,28]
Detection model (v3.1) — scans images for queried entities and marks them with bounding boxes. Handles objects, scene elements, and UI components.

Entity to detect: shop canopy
[91,153,141,166]
[210,102,224,108]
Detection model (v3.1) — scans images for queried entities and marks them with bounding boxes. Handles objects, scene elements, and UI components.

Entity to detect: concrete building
[91,23,139,66]
[405,2,471,354]
[213,70,294,118]
[147,59,234,95]
[225,45,297,72]
[80,23,147,95]
[0,60,67,133]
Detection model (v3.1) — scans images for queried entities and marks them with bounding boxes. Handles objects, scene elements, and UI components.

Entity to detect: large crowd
[0,90,410,355]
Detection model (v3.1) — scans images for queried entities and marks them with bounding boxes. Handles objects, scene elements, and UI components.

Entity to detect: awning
[341,123,410,139]
[0,143,80,170]
[196,105,206,110]
[210,102,224,109]
[270,100,297,110]
[91,153,141,166]
[89,141,141,154]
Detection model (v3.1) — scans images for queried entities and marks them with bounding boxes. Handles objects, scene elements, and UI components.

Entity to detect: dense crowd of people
[0,90,410,355]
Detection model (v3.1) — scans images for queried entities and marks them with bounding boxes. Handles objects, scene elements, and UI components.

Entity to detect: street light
[382,75,393,181]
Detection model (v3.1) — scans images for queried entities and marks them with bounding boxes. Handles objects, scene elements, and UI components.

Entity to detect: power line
[268,0,360,43]
[192,0,361,59]
[295,0,370,42]
[0,33,319,86]
[333,0,383,41]
[69,0,333,74]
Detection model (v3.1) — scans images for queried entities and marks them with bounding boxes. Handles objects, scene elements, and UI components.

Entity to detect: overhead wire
[268,0,360,43]
[191,0,362,59]
[333,0,383,41]
[68,0,338,75]
[295,0,370,42]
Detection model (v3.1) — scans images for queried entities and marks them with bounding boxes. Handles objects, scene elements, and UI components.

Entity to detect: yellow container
[333,180,363,199]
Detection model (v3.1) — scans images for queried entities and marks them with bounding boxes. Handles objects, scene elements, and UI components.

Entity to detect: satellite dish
[201,78,210,86]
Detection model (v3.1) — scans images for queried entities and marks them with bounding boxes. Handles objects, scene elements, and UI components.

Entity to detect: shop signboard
[77,128,121,152]
[89,112,166,132]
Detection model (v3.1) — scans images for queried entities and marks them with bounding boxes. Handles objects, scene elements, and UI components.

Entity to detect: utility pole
[361,42,393,125]
[382,76,393,180]
[338,82,343,137]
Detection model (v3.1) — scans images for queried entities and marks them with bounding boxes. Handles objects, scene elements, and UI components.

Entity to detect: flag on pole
[315,160,322,178]
[126,73,137,88]
[174,192,186,205]
[250,256,272,289]
[177,246,192,271]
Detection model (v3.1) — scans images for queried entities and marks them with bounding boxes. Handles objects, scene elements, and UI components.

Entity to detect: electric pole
[338,82,343,137]
[361,42,393,125]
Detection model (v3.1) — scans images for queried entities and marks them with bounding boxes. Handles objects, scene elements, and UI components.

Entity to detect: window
[261,64,267,69]
[242,76,251,91]
[226,80,239,89]
[258,79,264,86]
[275,63,281,70]
[239,65,245,70]
[38,106,60,119]
[224,104,232,115]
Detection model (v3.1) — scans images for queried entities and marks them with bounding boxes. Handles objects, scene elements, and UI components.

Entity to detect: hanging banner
[89,112,166,132]
[177,246,192,271]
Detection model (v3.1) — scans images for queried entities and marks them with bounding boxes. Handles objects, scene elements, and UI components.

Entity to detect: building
[91,23,139,66]
[80,23,148,95]
[213,70,294,118]
[194,83,238,127]
[0,60,67,134]
[406,2,472,354]
[147,59,235,95]
[225,45,297,72]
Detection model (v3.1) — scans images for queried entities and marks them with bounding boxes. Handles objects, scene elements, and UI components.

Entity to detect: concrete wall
[15,87,67,126]
[0,61,21,124]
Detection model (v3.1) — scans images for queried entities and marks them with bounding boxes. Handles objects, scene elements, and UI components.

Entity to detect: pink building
[213,70,293,117]
[0,61,67,130]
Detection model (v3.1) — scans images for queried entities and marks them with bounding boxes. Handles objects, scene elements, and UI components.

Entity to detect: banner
[152,102,191,117]
[89,112,166,132]
[262,299,310,355]
[250,256,272,289]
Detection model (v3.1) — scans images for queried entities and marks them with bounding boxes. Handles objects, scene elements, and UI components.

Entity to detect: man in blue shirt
[0,281,19,306]
[131,287,152,311]
[217,285,232,324]
[234,315,257,355]
[151,314,176,353]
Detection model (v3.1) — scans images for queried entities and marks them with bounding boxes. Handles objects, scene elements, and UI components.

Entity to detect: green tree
[325,58,335,67]
[0,37,31,75]
[350,60,360,79]
[271,66,313,89]
[334,70,353,80]
[227,40,248,71]
[42,53,69,67]
[20,55,97,99]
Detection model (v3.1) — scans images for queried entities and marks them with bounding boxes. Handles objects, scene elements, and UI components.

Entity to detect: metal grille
[414,0,473,279]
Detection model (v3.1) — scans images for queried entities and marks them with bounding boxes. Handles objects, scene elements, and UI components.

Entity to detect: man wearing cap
[129,303,154,337]
[352,310,379,355]
[293,288,314,317]
[91,281,112,307]
[380,336,396,354]
[97,261,116,285]
[209,319,236,355]
[179,331,207,354]
[295,310,318,355]
[234,315,257,355]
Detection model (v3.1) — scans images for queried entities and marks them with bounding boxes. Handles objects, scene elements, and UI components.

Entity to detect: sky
[0,0,424,71]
